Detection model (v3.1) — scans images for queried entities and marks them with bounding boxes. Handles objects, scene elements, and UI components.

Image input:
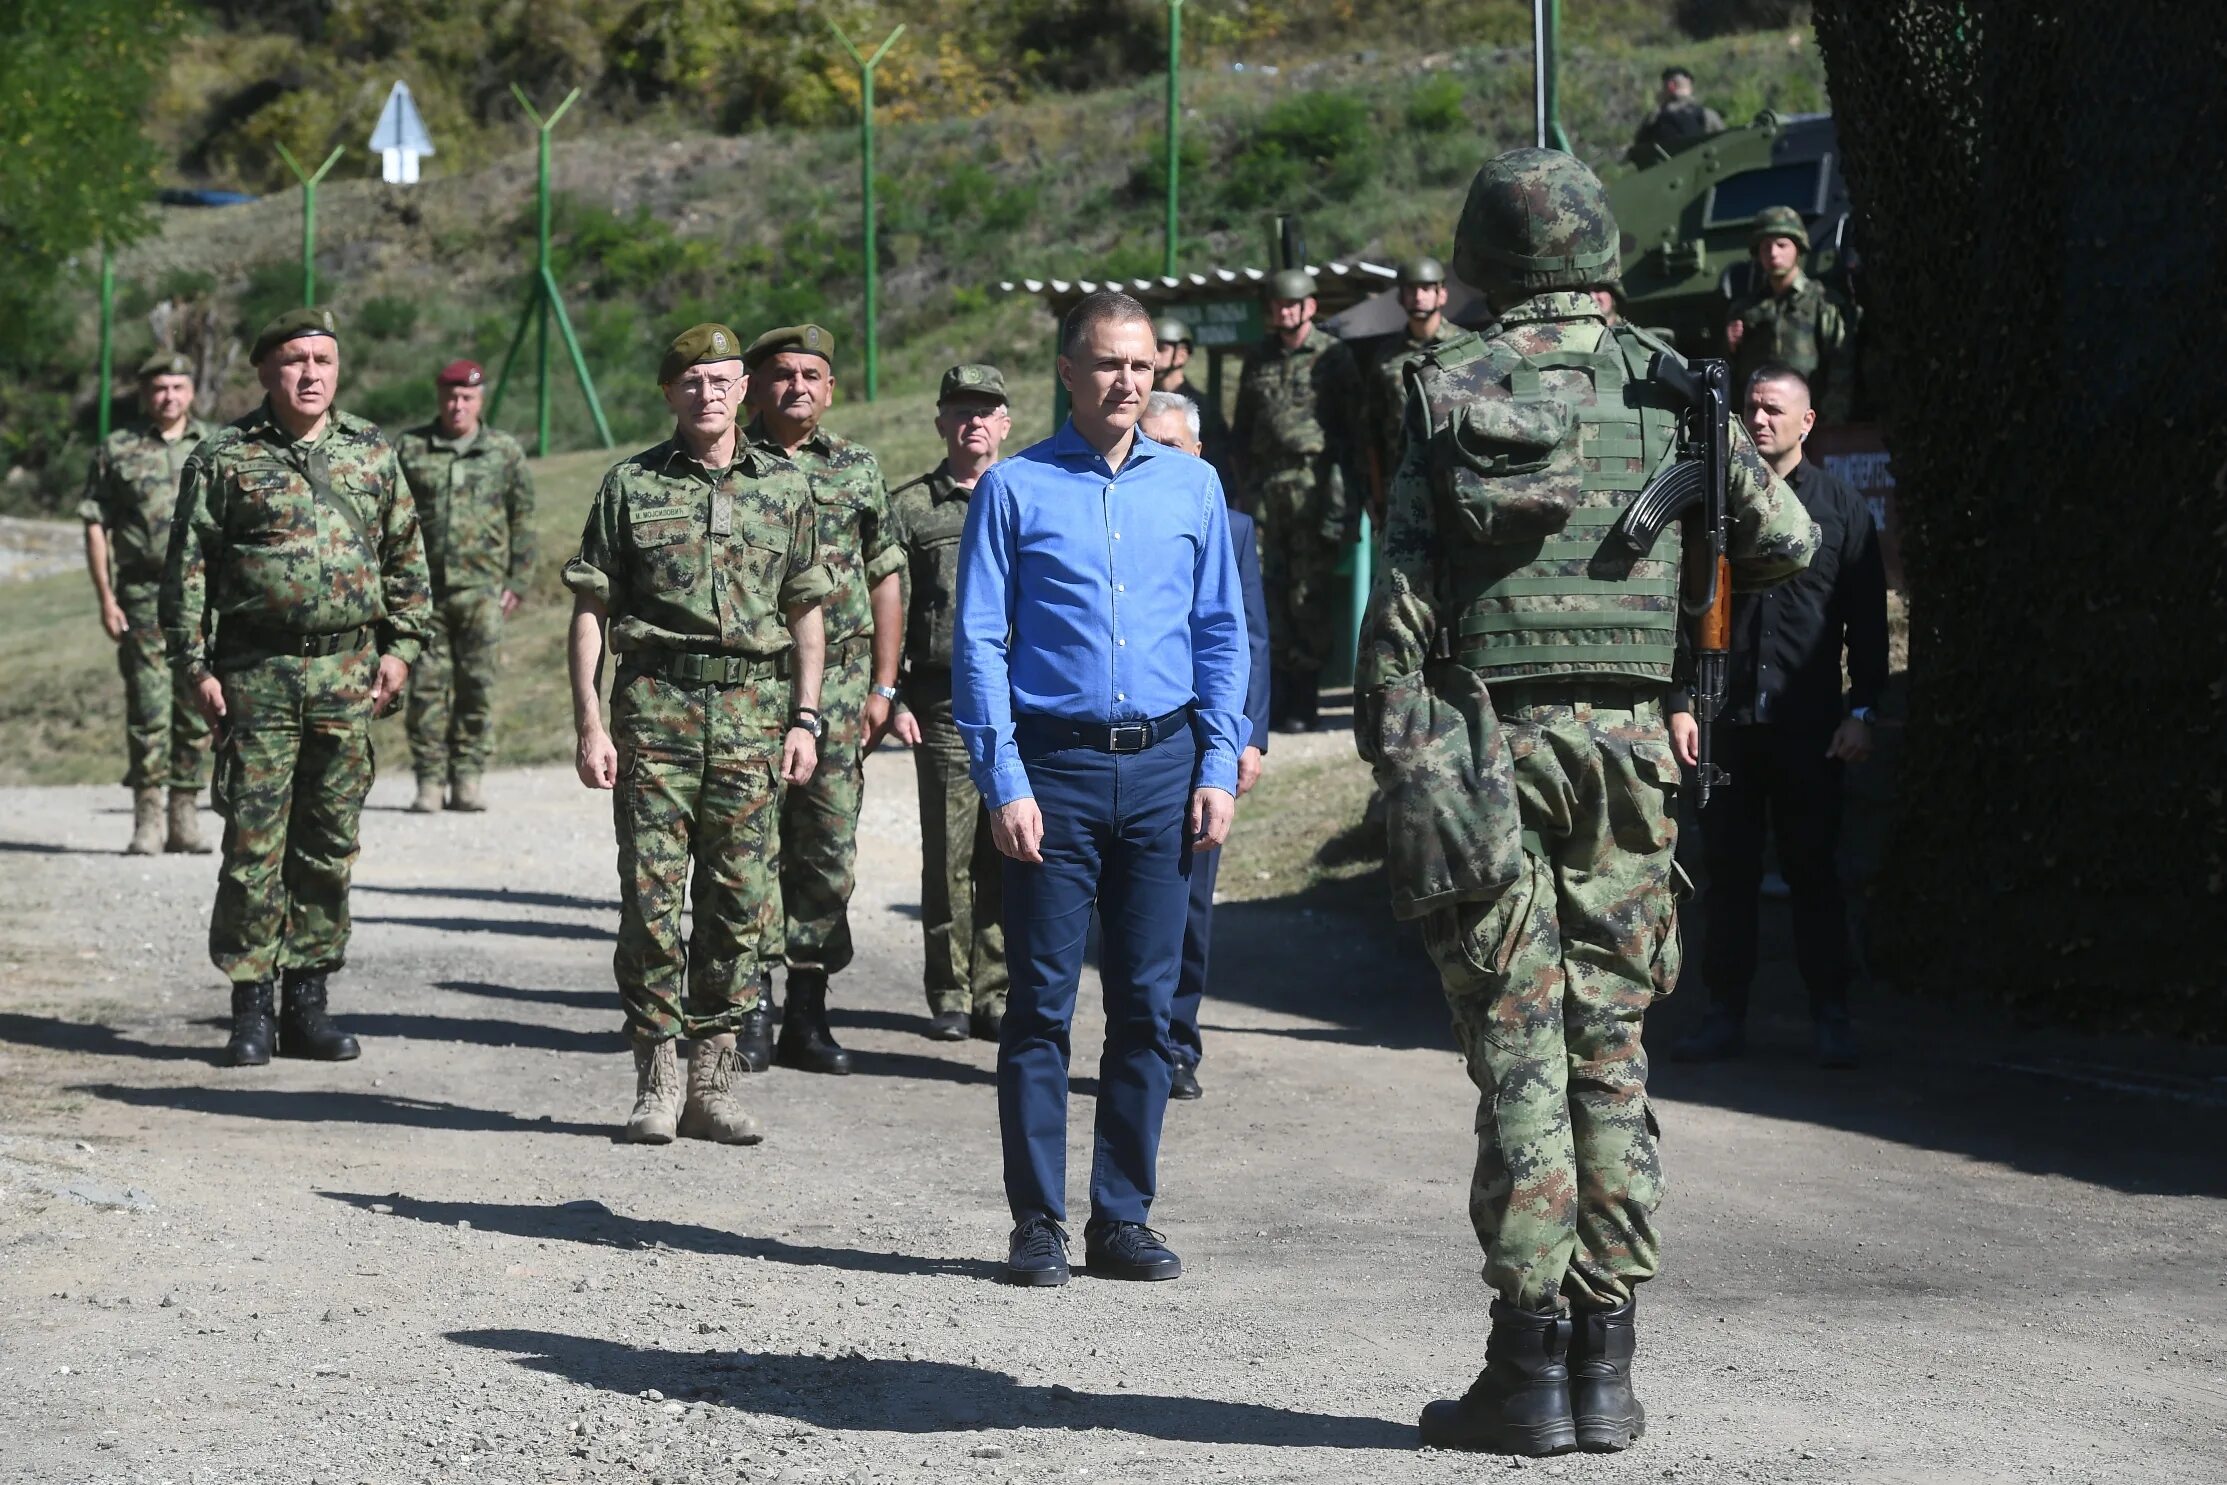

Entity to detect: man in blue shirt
[955,290,1248,1286]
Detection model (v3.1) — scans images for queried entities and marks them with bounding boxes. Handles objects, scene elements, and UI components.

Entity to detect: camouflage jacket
[1366,322,1471,506]
[1160,374,1233,480]
[1628,99,1726,163]
[563,433,833,658]
[394,422,536,595]
[1360,292,1818,693]
[887,459,984,672]
[1230,324,1364,526]
[78,418,216,585]
[1728,268,1854,420]
[745,418,903,646]
[161,402,432,672]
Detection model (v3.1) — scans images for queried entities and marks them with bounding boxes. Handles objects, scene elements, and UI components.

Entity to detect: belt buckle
[1106,722,1149,753]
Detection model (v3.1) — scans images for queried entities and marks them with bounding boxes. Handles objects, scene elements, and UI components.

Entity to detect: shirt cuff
[1196,749,1239,796]
[985,760,1034,811]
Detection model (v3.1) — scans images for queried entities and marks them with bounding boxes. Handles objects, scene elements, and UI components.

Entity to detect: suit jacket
[1227,507,1271,753]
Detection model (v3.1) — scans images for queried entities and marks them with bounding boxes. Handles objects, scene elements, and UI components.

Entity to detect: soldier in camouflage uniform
[1365,258,1472,524]
[886,364,1013,1042]
[1151,316,1231,482]
[161,308,433,1068]
[1726,205,1854,422]
[80,351,217,855]
[1231,268,1364,732]
[1356,151,1817,1455]
[394,358,536,814]
[1626,66,1726,165]
[742,324,905,1076]
[564,323,833,1145]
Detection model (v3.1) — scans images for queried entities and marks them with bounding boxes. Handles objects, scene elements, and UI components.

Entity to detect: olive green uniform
[889,460,1007,1017]
[160,403,432,985]
[1366,322,1467,514]
[1727,268,1855,422]
[564,437,831,1044]
[394,422,536,784]
[80,419,216,791]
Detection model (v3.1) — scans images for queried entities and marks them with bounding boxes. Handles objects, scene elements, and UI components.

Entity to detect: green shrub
[1405,73,1469,134]
[1220,91,1375,212]
[358,294,421,341]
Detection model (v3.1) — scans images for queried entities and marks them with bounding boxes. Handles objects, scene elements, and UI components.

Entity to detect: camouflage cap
[1451,148,1619,304]
[1750,204,1810,251]
[937,363,1008,407]
[1396,256,1447,287]
[250,306,339,365]
[138,350,196,381]
[1153,316,1194,346]
[743,323,835,371]
[659,323,744,383]
[1267,268,1318,302]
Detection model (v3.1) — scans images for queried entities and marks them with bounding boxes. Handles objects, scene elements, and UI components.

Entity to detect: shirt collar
[429,425,482,454]
[746,415,834,460]
[655,432,764,480]
[1051,417,1163,473]
[1496,291,1604,328]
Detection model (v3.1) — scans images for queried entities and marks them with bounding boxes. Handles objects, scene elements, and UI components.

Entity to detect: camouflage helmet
[1451,148,1620,305]
[1153,315,1194,346]
[1267,268,1318,302]
[1396,256,1446,288]
[1749,204,1810,251]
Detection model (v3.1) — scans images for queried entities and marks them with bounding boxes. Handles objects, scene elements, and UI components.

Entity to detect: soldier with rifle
[1356,148,1816,1457]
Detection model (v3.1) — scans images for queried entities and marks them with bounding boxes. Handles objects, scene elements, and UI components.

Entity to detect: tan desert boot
[448,773,487,812]
[679,1034,763,1145]
[626,1039,683,1144]
[408,777,445,814]
[166,788,213,853]
[126,787,165,855]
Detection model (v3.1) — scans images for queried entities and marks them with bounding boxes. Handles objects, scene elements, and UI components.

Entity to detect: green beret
[1267,268,1318,301]
[138,350,196,381]
[1750,204,1810,251]
[1152,316,1193,346]
[743,324,835,371]
[1397,256,1447,287]
[938,363,1008,407]
[250,306,338,365]
[658,322,744,384]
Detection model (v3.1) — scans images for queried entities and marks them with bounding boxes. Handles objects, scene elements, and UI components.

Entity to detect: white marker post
[371,80,434,185]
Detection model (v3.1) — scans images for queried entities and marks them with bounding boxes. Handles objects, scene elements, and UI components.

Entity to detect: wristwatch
[1849,706,1875,724]
[789,707,826,740]
[871,683,901,703]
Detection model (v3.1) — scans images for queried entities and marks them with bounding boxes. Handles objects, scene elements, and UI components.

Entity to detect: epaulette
[1423,329,1494,374]
[887,469,937,498]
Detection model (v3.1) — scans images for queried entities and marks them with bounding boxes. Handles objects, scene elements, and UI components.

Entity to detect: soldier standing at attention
[1230,268,1363,732]
[563,324,832,1145]
[1358,151,1815,1455]
[1366,258,1468,522]
[161,309,433,1067]
[1725,205,1854,422]
[394,359,536,814]
[886,365,1014,1043]
[1149,316,1231,480]
[81,351,216,855]
[1626,66,1726,165]
[742,325,905,1076]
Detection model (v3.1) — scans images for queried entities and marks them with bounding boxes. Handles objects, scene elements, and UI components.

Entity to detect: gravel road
[2,746,2221,1483]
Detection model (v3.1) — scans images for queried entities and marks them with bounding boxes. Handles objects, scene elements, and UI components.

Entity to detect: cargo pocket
[1371,662,1525,922]
[1433,393,1582,545]
[1649,860,1692,998]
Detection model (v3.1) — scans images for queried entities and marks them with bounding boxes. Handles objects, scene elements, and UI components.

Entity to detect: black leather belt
[1014,706,1192,755]
[630,649,789,686]
[216,621,372,659]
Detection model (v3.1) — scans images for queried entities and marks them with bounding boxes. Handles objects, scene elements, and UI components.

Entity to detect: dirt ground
[2,741,2222,1484]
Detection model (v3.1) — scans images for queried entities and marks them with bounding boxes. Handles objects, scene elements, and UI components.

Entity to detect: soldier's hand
[1825,716,1874,764]
[370,655,409,717]
[1669,710,1700,768]
[890,708,922,747]
[191,673,227,727]
[992,798,1045,864]
[500,588,523,617]
[1188,786,1235,853]
[100,600,129,641]
[1236,745,1264,797]
[576,728,618,790]
[781,727,818,786]
[863,692,893,751]
[1723,318,1746,352]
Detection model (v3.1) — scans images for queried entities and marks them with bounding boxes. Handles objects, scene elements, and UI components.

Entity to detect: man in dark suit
[1139,390,1270,1102]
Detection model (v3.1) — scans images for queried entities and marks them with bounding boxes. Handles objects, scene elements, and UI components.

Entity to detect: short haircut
[1060,289,1153,361]
[1746,362,1811,402]
[1663,66,1694,83]
[1142,390,1203,441]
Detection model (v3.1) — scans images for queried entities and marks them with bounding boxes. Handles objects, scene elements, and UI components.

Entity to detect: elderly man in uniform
[887,364,1015,1042]
[1365,257,1467,521]
[394,359,536,814]
[742,324,905,1076]
[1230,268,1363,732]
[1150,316,1231,480]
[1627,66,1726,164]
[161,309,432,1067]
[81,350,217,855]
[1359,151,1815,1454]
[564,323,832,1145]
[1726,205,1854,423]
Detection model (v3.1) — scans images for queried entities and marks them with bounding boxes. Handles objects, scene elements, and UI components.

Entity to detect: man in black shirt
[1668,364,1887,1069]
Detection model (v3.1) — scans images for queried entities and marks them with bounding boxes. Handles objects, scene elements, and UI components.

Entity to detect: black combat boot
[1418,1298,1578,1456]
[1567,1296,1645,1452]
[775,968,851,1075]
[736,973,776,1073]
[278,968,360,1061]
[224,980,275,1067]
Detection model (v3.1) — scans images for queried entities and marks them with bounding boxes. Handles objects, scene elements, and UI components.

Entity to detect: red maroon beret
[436,359,485,388]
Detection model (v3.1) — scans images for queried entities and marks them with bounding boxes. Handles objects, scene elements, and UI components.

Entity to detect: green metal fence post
[1164,0,1184,276]
[97,244,115,440]
[274,143,346,304]
[487,86,610,455]
[1545,0,1569,152]
[827,20,905,403]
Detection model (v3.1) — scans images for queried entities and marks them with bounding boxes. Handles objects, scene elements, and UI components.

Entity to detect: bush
[1404,73,1469,134]
[1220,91,1375,212]
[357,294,421,341]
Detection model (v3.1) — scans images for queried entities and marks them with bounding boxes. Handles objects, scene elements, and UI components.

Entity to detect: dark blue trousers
[1169,832,1222,1068]
[999,724,1196,1227]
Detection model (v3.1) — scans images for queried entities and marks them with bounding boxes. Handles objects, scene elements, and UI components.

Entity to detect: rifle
[1608,352,1733,805]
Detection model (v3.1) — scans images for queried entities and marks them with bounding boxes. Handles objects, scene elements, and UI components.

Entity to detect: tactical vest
[1410,320,1686,682]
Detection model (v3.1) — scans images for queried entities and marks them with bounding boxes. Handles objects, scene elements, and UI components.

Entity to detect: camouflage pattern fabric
[206,645,378,983]
[393,422,536,595]
[780,638,870,973]
[1418,688,1680,1310]
[1627,98,1726,163]
[81,419,213,583]
[887,462,969,669]
[160,402,432,675]
[404,586,503,780]
[1257,479,1344,676]
[1161,374,1233,483]
[903,668,1006,1015]
[1365,323,1469,511]
[111,580,213,790]
[745,419,903,644]
[1728,269,1855,421]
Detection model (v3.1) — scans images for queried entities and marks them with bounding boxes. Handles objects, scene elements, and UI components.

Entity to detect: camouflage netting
[1811,4,2227,1038]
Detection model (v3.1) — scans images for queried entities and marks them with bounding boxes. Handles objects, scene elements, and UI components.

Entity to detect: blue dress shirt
[954,420,1248,809]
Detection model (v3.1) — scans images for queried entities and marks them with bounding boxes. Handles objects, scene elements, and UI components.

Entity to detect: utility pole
[97,244,115,440]
[1533,0,1570,152]
[827,19,905,402]
[1164,0,1184,276]
[274,143,347,304]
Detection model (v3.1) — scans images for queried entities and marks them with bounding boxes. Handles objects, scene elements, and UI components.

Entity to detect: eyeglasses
[674,376,740,401]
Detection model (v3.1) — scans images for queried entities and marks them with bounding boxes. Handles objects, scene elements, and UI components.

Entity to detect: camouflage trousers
[114,580,212,791]
[779,637,871,977]
[610,660,787,1044]
[1257,471,1342,675]
[207,644,378,984]
[405,585,503,781]
[1418,684,1682,1311]
[906,666,1006,1015]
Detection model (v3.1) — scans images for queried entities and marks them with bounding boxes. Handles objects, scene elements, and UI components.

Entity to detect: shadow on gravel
[74,1083,616,1139]
[358,883,619,913]
[449,1328,1412,1448]
[354,914,612,942]
[0,839,115,856]
[336,1013,625,1055]
[324,1194,1003,1281]
[0,1012,212,1064]
[436,979,611,1010]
